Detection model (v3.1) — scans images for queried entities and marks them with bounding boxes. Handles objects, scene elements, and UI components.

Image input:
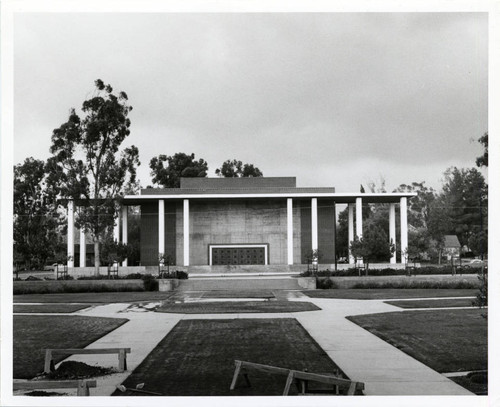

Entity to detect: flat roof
[123,191,416,205]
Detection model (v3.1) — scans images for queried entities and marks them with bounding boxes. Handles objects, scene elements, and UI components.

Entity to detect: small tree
[473,266,487,318]
[158,253,175,277]
[304,249,323,274]
[350,225,395,275]
[101,237,129,277]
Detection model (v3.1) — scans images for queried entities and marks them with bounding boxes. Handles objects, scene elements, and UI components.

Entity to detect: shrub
[316,277,338,289]
[350,280,478,289]
[142,274,159,291]
[160,270,189,280]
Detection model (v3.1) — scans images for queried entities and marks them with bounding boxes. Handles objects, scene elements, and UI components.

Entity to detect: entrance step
[177,276,313,291]
[187,265,305,274]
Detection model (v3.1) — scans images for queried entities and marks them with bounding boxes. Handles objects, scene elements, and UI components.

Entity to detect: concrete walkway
[16,292,475,396]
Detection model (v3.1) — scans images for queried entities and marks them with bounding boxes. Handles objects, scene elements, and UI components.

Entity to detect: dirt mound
[48,361,114,379]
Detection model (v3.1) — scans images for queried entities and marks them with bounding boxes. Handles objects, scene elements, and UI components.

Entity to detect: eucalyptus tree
[48,79,140,275]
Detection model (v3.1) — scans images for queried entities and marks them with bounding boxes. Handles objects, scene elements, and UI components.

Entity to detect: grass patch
[303,289,478,300]
[13,291,174,304]
[13,304,90,313]
[113,318,349,396]
[347,309,487,373]
[449,371,488,395]
[385,298,475,309]
[155,301,320,314]
[13,315,128,379]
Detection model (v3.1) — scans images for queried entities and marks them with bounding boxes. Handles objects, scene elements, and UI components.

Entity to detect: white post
[79,227,86,267]
[311,198,318,252]
[113,210,120,243]
[356,197,363,266]
[122,206,128,267]
[287,198,293,265]
[389,203,397,264]
[184,199,190,266]
[348,204,354,264]
[400,197,408,264]
[158,200,165,258]
[67,200,74,268]
[355,197,363,239]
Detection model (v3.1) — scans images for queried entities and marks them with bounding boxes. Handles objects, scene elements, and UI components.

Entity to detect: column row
[67,202,129,268]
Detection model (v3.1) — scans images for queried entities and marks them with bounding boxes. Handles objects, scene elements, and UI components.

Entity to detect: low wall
[13,279,145,295]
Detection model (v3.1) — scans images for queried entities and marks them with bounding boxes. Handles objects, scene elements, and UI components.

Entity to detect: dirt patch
[47,361,114,380]
[24,390,68,396]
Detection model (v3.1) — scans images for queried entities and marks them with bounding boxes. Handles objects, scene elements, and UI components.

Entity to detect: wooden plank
[292,370,360,388]
[48,348,131,355]
[230,360,242,390]
[282,371,295,396]
[347,382,357,395]
[44,349,53,374]
[14,380,97,390]
[236,360,293,377]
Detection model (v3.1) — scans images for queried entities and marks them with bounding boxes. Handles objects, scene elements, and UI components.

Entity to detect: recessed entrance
[209,245,268,266]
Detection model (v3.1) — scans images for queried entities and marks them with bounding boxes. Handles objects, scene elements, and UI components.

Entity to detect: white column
[158,200,165,258]
[122,206,128,267]
[113,209,120,242]
[183,199,190,266]
[389,203,396,264]
[79,228,86,267]
[311,198,318,252]
[400,197,408,264]
[356,197,363,265]
[287,198,293,265]
[67,200,74,268]
[356,197,363,239]
[348,203,354,264]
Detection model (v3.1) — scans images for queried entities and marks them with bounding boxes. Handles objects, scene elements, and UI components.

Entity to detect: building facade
[67,177,415,269]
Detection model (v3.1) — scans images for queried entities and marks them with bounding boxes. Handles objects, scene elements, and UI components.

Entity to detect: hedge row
[301,265,480,278]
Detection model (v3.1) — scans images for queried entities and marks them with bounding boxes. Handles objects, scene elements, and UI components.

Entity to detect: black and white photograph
[0,1,496,406]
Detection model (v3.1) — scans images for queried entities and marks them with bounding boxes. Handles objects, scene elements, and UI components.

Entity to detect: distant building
[443,235,462,260]
[66,177,415,269]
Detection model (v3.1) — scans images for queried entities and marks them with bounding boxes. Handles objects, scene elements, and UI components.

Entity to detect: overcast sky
[13,12,488,192]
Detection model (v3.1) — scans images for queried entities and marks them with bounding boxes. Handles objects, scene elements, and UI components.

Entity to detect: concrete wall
[139,198,337,266]
[189,199,288,265]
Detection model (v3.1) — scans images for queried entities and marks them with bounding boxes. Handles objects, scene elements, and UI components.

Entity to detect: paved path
[16,292,475,396]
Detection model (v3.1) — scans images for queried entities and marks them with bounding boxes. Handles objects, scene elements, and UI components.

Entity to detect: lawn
[347,309,487,373]
[113,318,350,396]
[13,304,90,313]
[385,298,475,309]
[13,315,128,379]
[155,301,320,314]
[13,291,174,304]
[303,289,478,300]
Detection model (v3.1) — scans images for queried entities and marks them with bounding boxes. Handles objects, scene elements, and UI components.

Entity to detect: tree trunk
[94,238,100,276]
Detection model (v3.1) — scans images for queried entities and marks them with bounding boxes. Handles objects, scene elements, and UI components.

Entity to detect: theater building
[67,177,415,270]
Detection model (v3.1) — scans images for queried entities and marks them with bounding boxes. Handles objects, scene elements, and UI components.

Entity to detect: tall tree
[476,132,488,168]
[215,159,263,177]
[14,158,64,269]
[393,182,436,229]
[149,153,208,188]
[48,79,140,275]
[427,167,487,253]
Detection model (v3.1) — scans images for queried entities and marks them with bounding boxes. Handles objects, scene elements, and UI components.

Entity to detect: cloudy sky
[13,12,488,192]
